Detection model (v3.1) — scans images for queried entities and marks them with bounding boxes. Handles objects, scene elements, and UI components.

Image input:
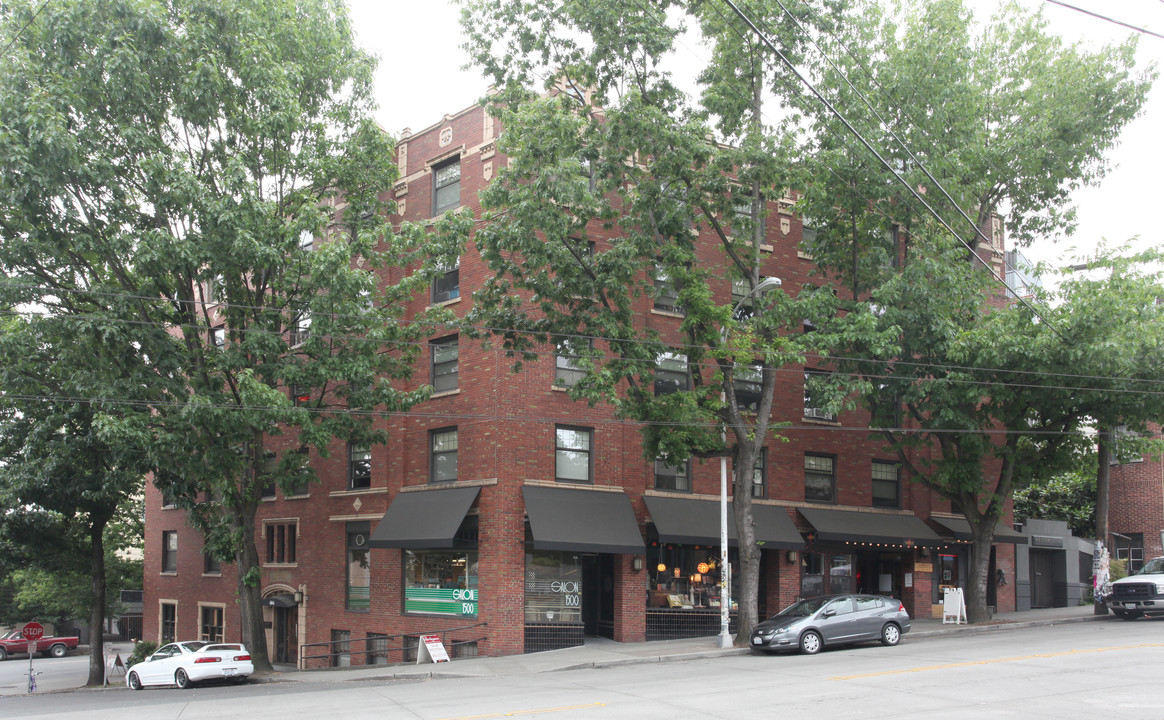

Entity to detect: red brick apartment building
[1109,424,1164,571]
[143,102,1019,666]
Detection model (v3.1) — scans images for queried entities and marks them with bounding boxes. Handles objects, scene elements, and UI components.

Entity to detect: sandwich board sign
[417,634,450,664]
[942,587,967,624]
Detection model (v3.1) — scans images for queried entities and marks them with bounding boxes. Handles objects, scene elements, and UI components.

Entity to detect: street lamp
[718,276,782,649]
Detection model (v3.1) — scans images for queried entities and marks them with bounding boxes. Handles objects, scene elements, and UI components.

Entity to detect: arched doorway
[261,588,299,665]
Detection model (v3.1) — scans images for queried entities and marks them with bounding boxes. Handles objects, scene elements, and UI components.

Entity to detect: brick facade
[1109,424,1164,566]
[142,102,1018,662]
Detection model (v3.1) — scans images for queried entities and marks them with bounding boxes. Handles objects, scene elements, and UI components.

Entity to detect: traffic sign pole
[22,622,44,694]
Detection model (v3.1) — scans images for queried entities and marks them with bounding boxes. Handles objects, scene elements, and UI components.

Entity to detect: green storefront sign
[405,587,478,617]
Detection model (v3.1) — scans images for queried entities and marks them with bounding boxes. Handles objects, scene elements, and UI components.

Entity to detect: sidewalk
[267,604,1109,684]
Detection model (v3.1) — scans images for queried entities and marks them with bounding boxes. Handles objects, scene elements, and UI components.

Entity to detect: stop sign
[21,622,44,642]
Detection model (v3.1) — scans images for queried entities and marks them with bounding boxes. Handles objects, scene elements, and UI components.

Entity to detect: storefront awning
[930,516,1028,545]
[368,485,480,549]
[644,496,804,550]
[523,485,645,554]
[799,507,943,547]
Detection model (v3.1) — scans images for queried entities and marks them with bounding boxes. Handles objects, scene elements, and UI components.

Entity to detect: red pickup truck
[0,629,80,660]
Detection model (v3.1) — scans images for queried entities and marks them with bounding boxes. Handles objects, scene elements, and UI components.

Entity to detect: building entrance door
[581,554,615,639]
[1030,550,1056,608]
[273,605,298,664]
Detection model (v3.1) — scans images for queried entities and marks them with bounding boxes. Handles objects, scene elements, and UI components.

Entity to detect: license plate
[222,668,236,676]
[752,638,761,645]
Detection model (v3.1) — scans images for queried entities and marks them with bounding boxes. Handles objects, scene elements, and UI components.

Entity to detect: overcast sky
[347,0,1163,271]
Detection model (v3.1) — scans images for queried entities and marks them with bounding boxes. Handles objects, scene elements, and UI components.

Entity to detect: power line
[1044,0,1164,40]
[0,0,52,57]
[0,391,1106,437]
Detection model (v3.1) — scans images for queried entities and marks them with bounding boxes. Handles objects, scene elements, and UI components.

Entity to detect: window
[200,606,224,642]
[160,486,179,509]
[348,443,372,489]
[804,370,836,421]
[433,159,461,214]
[207,275,224,305]
[330,629,351,667]
[655,352,689,395]
[799,215,817,253]
[733,364,763,413]
[161,531,177,573]
[731,277,771,321]
[430,428,458,482]
[289,384,312,407]
[367,632,389,665]
[431,336,459,393]
[160,603,176,645]
[203,546,221,575]
[432,257,460,303]
[289,310,311,347]
[732,193,765,240]
[882,226,900,268]
[872,461,900,509]
[298,229,314,252]
[653,264,683,315]
[1115,532,1144,574]
[745,448,768,498]
[210,324,225,349]
[555,338,589,388]
[346,522,370,611]
[260,475,276,499]
[555,426,593,483]
[404,550,479,617]
[265,521,297,564]
[654,458,690,492]
[805,454,836,503]
[287,451,311,496]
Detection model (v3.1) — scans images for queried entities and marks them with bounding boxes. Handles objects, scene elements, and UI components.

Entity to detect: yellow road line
[831,643,1164,680]
[434,702,607,720]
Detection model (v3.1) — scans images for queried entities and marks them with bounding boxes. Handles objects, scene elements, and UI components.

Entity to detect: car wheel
[49,644,67,658]
[0,647,7,662]
[128,671,142,691]
[799,630,823,655]
[175,668,191,689]
[880,623,901,646]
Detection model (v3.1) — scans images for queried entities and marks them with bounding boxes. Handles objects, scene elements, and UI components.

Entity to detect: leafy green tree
[0,0,470,672]
[1014,457,1097,539]
[0,314,150,684]
[791,0,1153,622]
[457,0,878,643]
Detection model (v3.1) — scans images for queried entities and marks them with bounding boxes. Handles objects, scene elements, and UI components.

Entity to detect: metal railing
[298,622,488,670]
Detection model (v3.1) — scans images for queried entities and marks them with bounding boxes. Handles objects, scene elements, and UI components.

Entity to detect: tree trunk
[233,505,273,674]
[1094,428,1112,615]
[966,518,996,623]
[86,519,107,687]
[731,444,760,645]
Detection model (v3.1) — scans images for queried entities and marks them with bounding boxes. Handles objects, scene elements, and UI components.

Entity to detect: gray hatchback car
[750,594,911,654]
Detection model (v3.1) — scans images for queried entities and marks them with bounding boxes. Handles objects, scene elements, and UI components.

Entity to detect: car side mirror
[146,654,156,662]
[821,609,836,618]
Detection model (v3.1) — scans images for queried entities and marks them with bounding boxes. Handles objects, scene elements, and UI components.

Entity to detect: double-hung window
[803,370,836,421]
[653,264,683,315]
[432,257,460,303]
[733,364,763,413]
[805,454,836,503]
[430,428,458,482]
[265,521,297,564]
[655,352,689,395]
[872,461,900,509]
[555,339,589,388]
[654,458,690,492]
[555,425,593,483]
[431,336,459,393]
[161,531,178,573]
[433,159,461,215]
[349,443,372,489]
[289,310,311,347]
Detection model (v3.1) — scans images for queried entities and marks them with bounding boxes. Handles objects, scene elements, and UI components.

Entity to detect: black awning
[799,507,943,547]
[368,485,480,549]
[931,516,1028,545]
[523,485,644,554]
[644,496,804,550]
[261,594,297,608]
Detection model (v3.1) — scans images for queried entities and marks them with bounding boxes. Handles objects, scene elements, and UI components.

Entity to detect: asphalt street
[1,619,1160,719]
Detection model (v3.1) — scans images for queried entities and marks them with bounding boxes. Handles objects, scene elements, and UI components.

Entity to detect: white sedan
[127,641,253,690]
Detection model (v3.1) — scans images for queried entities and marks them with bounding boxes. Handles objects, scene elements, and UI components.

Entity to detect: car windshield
[1136,557,1164,575]
[773,596,831,618]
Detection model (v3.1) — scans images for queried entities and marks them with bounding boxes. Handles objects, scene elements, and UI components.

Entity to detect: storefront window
[525,551,582,623]
[799,552,853,597]
[830,554,853,594]
[801,552,824,597]
[645,544,734,610]
[403,550,478,617]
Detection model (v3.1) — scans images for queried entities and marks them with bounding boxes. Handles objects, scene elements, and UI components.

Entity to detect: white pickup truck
[1109,556,1164,619]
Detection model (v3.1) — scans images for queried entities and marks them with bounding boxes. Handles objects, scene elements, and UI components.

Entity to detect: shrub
[126,640,157,668]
